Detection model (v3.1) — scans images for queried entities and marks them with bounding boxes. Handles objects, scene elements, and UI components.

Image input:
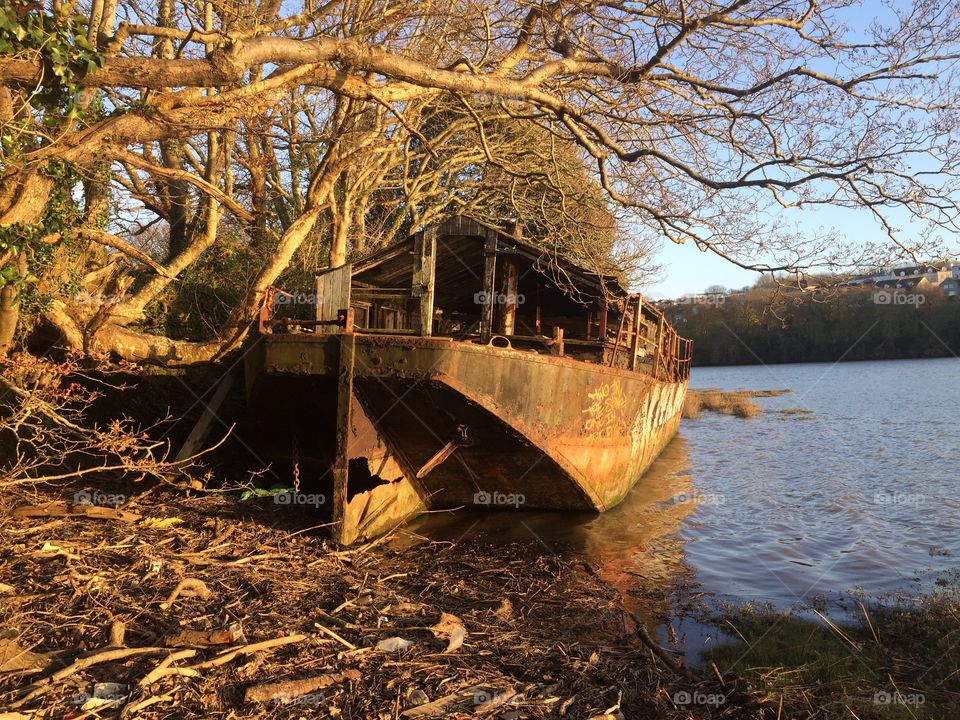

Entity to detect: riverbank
[2,485,958,718]
[0,486,727,719]
[663,286,960,367]
[700,592,960,719]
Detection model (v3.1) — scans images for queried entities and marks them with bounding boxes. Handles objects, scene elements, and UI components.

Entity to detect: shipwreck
[245,217,692,544]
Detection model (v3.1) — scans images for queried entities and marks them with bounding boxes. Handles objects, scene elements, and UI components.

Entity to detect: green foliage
[0,0,104,134]
[140,229,261,341]
[0,161,83,320]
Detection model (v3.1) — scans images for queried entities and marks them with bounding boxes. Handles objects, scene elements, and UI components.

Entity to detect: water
[685,358,960,609]
[400,358,960,647]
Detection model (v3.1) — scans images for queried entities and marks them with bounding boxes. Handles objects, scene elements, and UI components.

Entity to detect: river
[400,357,960,655]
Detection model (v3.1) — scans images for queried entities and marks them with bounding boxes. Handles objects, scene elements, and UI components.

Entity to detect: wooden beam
[480,230,497,343]
[412,227,437,336]
[316,264,352,334]
[174,373,233,461]
[498,255,518,336]
[551,326,564,357]
[534,284,542,335]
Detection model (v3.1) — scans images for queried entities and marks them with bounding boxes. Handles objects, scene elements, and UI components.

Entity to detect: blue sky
[638,0,960,299]
[647,204,960,300]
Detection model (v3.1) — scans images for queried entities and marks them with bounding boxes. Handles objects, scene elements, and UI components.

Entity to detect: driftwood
[137,649,199,687]
[401,685,495,718]
[159,579,212,610]
[243,669,361,704]
[162,628,242,647]
[187,634,308,671]
[11,647,168,708]
[624,609,689,678]
[11,502,142,524]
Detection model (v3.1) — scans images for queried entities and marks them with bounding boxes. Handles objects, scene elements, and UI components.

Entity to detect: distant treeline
[663,287,960,366]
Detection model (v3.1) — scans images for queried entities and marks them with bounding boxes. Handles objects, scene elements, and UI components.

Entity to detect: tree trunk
[0,283,19,355]
[161,140,190,261]
[0,252,27,355]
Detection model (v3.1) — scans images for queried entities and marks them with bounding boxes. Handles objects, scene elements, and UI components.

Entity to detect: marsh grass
[704,596,960,719]
[682,388,788,419]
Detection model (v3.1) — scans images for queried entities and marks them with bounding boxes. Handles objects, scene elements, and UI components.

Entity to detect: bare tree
[1,0,958,363]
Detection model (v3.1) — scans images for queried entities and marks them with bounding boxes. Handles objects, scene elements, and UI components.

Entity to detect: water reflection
[396,356,960,662]
[398,436,700,629]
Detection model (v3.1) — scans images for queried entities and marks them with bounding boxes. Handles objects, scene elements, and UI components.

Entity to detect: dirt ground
[0,485,752,720]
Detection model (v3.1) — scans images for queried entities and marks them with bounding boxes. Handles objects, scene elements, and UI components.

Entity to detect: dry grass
[731,400,761,418]
[683,388,784,419]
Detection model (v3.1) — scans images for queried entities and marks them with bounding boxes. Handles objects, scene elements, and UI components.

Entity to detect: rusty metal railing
[605,294,692,382]
[258,287,354,334]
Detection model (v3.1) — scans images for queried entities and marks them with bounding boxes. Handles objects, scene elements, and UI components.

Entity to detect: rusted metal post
[499,255,518,336]
[332,332,355,544]
[480,230,497,343]
[412,227,437,336]
[654,314,665,380]
[258,287,276,334]
[630,296,643,371]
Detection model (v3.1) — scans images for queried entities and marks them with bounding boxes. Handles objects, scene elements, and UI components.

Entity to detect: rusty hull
[245,333,687,543]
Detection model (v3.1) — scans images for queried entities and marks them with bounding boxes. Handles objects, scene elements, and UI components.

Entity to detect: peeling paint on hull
[245,334,688,544]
